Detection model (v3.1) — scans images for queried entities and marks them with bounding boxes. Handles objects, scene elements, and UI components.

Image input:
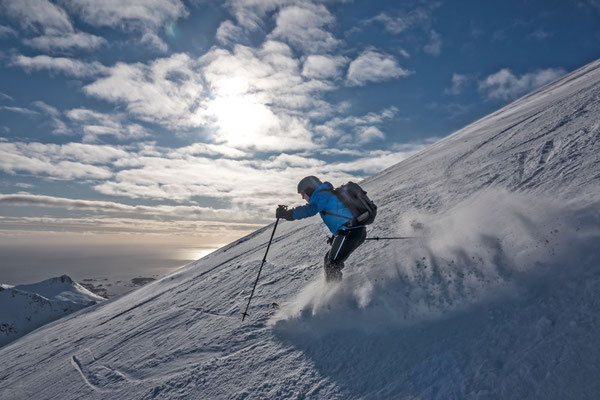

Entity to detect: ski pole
[242,218,280,322]
[365,236,420,241]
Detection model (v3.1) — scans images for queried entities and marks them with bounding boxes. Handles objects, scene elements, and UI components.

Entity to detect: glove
[327,235,335,245]
[275,205,294,221]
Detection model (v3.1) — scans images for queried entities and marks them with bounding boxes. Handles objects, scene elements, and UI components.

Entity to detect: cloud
[478,68,566,100]
[0,154,112,180]
[1,0,72,33]
[346,49,411,86]
[85,40,330,151]
[371,7,432,34]
[200,39,325,99]
[216,20,246,45]
[0,216,264,240]
[32,101,70,134]
[204,92,314,151]
[62,0,187,31]
[0,2,452,240]
[0,141,126,180]
[0,132,436,219]
[23,31,106,51]
[0,193,264,224]
[171,143,249,159]
[62,0,189,51]
[1,0,105,51]
[223,0,286,31]
[445,73,470,95]
[530,29,552,40]
[0,138,303,209]
[367,5,442,57]
[0,92,14,102]
[12,55,107,78]
[0,193,136,211]
[140,32,169,52]
[315,107,397,146]
[75,4,389,153]
[258,153,325,170]
[66,108,150,142]
[268,3,341,53]
[89,145,411,209]
[423,29,442,56]
[85,137,411,210]
[5,0,182,52]
[92,152,295,204]
[301,55,348,79]
[323,107,398,129]
[83,53,207,129]
[0,25,17,37]
[1,101,69,135]
[32,101,60,117]
[357,126,385,144]
[0,106,39,117]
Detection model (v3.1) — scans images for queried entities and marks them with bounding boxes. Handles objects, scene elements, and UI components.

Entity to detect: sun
[207,79,278,148]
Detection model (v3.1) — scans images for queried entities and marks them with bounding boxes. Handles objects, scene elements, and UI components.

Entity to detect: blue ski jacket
[292,182,361,235]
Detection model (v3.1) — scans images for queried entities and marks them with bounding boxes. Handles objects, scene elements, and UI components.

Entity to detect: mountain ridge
[0,274,105,348]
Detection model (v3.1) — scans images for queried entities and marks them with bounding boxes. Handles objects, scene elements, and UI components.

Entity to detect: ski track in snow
[1,59,600,399]
[71,348,141,393]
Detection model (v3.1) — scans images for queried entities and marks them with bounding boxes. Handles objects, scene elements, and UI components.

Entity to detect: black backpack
[325,181,377,227]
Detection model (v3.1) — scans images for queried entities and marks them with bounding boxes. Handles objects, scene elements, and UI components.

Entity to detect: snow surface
[1,59,599,399]
[0,275,105,348]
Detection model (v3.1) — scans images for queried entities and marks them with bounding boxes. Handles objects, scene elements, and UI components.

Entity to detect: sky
[0,0,599,283]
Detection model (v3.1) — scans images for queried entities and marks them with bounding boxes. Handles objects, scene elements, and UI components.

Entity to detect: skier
[275,176,367,282]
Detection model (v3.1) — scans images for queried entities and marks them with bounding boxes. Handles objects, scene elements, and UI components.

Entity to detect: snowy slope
[1,59,599,400]
[0,275,104,348]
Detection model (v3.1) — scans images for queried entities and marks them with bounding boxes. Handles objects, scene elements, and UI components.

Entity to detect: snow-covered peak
[15,274,105,304]
[0,275,105,348]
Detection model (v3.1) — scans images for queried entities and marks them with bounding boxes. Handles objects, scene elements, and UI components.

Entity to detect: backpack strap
[319,187,355,224]
[320,210,353,221]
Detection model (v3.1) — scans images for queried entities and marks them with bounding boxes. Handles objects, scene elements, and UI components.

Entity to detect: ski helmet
[297,176,322,198]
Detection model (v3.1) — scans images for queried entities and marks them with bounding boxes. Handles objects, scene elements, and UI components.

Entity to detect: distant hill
[0,275,105,348]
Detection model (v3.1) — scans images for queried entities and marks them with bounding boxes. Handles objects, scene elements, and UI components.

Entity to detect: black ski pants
[325,226,367,269]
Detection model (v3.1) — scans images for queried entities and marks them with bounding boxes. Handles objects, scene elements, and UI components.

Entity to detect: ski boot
[324,257,344,283]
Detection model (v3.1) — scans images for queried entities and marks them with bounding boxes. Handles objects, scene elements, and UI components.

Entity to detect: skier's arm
[292,202,319,220]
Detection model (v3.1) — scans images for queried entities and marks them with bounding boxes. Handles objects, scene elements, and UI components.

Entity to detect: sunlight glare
[181,248,216,261]
[208,92,277,148]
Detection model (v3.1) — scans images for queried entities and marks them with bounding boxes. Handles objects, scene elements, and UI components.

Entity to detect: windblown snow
[1,59,599,400]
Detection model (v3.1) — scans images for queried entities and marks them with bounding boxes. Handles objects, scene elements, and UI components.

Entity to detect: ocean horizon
[0,241,215,286]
